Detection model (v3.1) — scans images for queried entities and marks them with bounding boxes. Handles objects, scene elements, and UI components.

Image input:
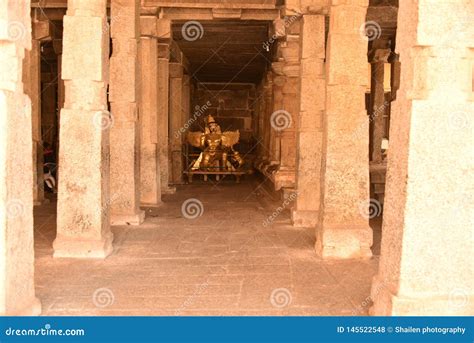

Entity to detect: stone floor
[34,177,381,316]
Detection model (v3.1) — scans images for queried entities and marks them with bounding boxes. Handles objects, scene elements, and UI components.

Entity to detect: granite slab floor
[34,178,381,316]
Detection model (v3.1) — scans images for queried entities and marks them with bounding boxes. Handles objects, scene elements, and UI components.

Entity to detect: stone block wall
[192,83,257,155]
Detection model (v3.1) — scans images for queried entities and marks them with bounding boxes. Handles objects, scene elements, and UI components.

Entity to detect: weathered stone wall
[193,83,256,154]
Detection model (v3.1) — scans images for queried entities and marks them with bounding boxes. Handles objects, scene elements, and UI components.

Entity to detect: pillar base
[111,210,145,226]
[2,297,42,316]
[315,224,372,259]
[370,276,473,316]
[292,210,318,227]
[53,233,114,259]
[162,186,176,195]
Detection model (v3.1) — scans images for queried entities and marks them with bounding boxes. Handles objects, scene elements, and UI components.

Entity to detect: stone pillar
[23,38,44,206]
[292,15,325,228]
[182,73,191,168]
[157,42,174,193]
[270,68,283,165]
[169,62,184,185]
[54,0,113,258]
[271,35,300,191]
[317,0,372,259]
[0,0,41,315]
[371,0,474,315]
[54,39,65,164]
[263,74,273,160]
[109,0,144,225]
[369,49,390,163]
[139,32,162,206]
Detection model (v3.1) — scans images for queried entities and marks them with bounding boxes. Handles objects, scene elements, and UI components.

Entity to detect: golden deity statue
[187,115,244,171]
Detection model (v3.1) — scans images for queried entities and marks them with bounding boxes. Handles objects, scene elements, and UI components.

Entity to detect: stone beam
[159,7,279,21]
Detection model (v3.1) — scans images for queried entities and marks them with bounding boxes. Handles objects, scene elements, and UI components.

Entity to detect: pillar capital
[140,16,171,41]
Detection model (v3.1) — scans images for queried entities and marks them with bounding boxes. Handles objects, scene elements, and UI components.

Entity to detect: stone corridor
[34,180,379,316]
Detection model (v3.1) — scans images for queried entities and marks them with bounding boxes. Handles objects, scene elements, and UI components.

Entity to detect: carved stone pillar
[54,0,113,258]
[369,49,390,163]
[317,0,372,259]
[157,41,175,194]
[0,0,41,315]
[169,62,184,185]
[23,37,44,205]
[109,0,144,225]
[371,0,474,315]
[292,15,325,227]
[139,24,161,206]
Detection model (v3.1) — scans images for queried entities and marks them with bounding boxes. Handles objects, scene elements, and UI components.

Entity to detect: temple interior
[0,0,472,316]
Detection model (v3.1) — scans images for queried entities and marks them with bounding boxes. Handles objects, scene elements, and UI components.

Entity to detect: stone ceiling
[172,20,271,83]
[32,0,399,84]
